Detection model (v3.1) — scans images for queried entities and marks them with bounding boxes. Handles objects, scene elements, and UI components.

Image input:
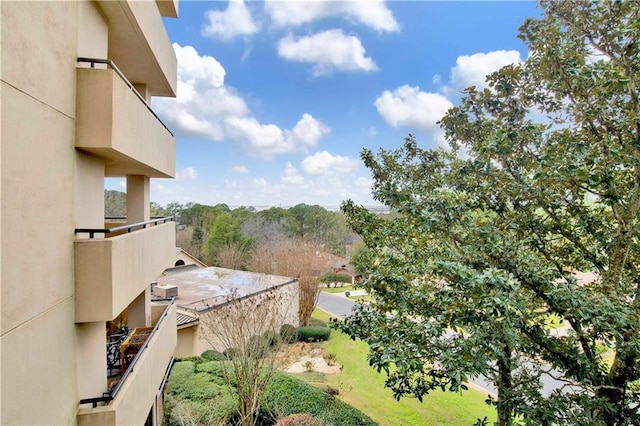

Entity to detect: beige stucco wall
[75,68,176,178]
[1,299,79,425]
[175,249,207,267]
[176,325,198,358]
[75,221,176,322]
[2,0,178,423]
[1,1,80,423]
[192,281,300,356]
[76,321,109,400]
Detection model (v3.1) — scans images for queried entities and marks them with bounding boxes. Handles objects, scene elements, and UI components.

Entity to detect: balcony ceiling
[97,0,176,97]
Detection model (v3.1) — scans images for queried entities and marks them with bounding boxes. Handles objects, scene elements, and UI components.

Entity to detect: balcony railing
[77,58,173,137]
[75,216,174,239]
[74,218,175,323]
[75,60,175,178]
[77,300,177,424]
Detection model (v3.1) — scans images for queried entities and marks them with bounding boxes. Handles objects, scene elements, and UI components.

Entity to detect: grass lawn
[322,285,354,294]
[310,310,496,426]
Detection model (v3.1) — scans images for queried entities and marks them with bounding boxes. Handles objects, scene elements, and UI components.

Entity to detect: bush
[264,372,376,425]
[263,331,282,348]
[223,347,241,360]
[280,324,298,343]
[201,349,227,361]
[297,326,331,342]
[320,272,352,284]
[248,334,272,359]
[164,361,236,425]
[308,318,328,328]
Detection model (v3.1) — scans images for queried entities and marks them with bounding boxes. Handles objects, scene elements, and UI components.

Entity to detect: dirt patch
[277,342,341,375]
[285,356,342,374]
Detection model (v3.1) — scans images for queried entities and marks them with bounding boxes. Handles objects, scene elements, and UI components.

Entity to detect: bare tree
[215,243,250,270]
[199,288,289,426]
[250,236,322,326]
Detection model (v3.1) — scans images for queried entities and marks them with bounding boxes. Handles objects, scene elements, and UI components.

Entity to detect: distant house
[174,247,207,268]
[331,262,362,285]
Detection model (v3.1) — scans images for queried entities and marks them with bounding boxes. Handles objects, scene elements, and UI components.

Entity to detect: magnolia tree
[339,1,640,425]
[199,288,288,426]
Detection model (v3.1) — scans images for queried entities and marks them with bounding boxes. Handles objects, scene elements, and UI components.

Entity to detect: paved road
[317,292,357,318]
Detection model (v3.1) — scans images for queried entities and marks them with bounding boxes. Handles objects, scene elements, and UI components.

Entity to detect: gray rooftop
[156,267,297,313]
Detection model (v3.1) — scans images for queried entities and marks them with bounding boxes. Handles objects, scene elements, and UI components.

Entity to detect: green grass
[310,310,496,426]
[322,285,354,294]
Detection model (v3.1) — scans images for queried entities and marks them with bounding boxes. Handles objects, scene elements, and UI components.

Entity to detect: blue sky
[108,0,540,209]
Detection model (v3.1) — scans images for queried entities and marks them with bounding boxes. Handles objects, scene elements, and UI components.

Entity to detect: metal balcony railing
[75,216,174,239]
[79,298,176,408]
[77,57,174,137]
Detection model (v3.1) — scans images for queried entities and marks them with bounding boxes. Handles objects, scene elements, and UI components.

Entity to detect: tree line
[104,193,362,326]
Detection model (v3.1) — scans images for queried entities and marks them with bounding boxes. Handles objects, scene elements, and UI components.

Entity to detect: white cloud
[202,0,258,41]
[176,166,198,181]
[226,113,329,158]
[277,30,377,76]
[367,126,378,137]
[374,85,453,132]
[154,44,330,159]
[448,50,522,92]
[265,0,399,32]
[301,151,359,175]
[233,166,249,174]
[281,162,305,185]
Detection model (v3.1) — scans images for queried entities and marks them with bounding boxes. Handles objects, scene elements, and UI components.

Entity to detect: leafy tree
[104,189,127,217]
[286,204,336,241]
[349,243,375,276]
[205,211,254,268]
[339,1,640,425]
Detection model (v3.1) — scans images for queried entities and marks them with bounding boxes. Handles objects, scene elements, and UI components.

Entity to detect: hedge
[264,372,376,425]
[297,326,331,342]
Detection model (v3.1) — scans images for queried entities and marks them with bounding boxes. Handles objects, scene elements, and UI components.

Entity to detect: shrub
[247,334,272,359]
[280,324,298,343]
[264,372,376,425]
[308,318,328,328]
[277,413,325,426]
[263,331,282,348]
[223,347,241,360]
[320,272,352,284]
[324,353,337,366]
[164,361,236,425]
[297,326,331,342]
[303,360,314,372]
[201,349,227,361]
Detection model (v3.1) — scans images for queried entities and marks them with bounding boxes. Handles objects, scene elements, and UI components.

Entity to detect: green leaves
[340,1,640,424]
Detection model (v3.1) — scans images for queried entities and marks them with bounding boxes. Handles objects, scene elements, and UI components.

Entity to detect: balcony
[96,0,177,97]
[74,218,176,323]
[75,60,175,178]
[77,300,177,425]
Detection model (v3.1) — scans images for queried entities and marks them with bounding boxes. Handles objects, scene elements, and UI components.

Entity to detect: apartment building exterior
[1,1,180,424]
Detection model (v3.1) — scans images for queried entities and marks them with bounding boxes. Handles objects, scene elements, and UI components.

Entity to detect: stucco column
[128,287,151,328]
[126,175,150,224]
[76,322,108,399]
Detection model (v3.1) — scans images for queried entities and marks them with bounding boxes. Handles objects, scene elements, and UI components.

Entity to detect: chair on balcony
[107,329,128,378]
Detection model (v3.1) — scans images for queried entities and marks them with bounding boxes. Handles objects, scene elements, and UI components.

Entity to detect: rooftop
[156,267,297,313]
